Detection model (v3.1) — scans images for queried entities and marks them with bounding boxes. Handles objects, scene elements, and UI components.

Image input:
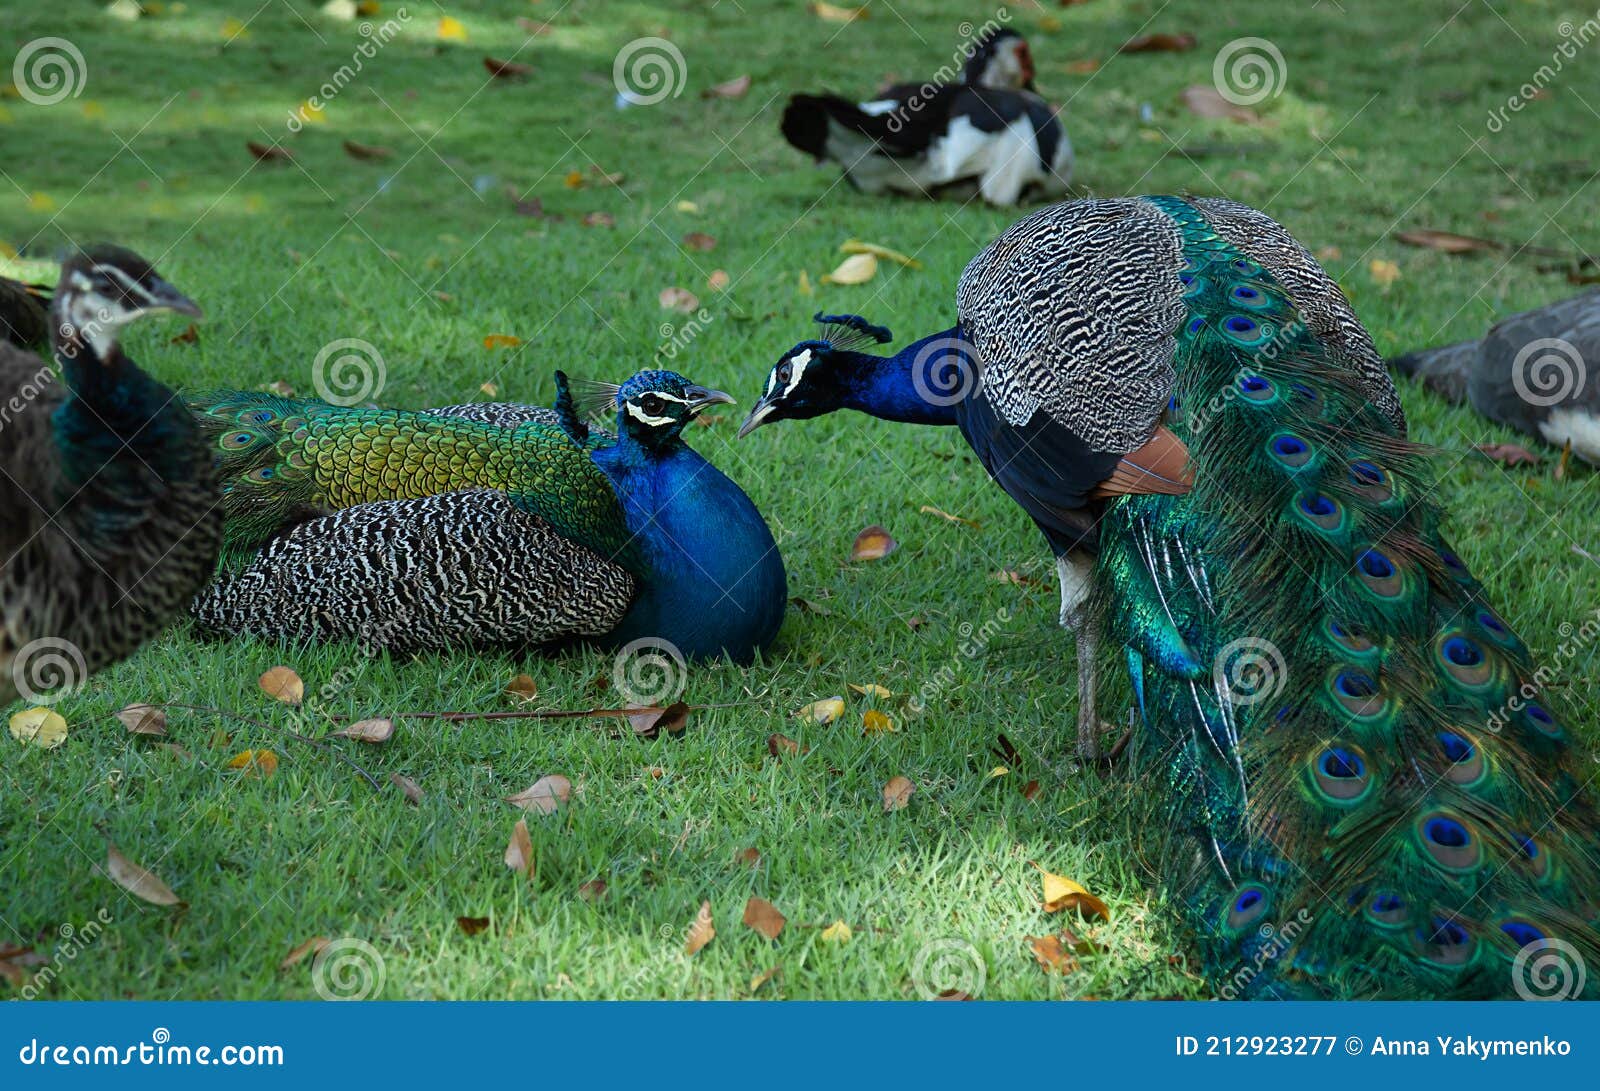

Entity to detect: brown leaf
[810,1,868,22]
[934,989,974,1000]
[919,504,980,528]
[504,773,572,814]
[707,269,731,291]
[1021,779,1042,801]
[790,595,831,616]
[767,733,801,757]
[682,231,717,252]
[247,141,293,163]
[105,841,184,907]
[1395,229,1502,255]
[514,196,552,218]
[589,165,626,187]
[117,703,167,737]
[882,775,914,812]
[702,74,751,99]
[456,915,491,936]
[227,749,279,778]
[659,286,700,313]
[1035,862,1111,921]
[581,211,615,228]
[505,674,539,702]
[651,700,691,738]
[391,772,423,805]
[483,56,533,79]
[258,665,304,705]
[504,818,534,878]
[1027,933,1079,974]
[1065,58,1101,75]
[685,900,715,955]
[1181,85,1261,124]
[1121,32,1196,53]
[734,847,761,869]
[578,879,608,900]
[483,333,522,349]
[342,139,394,162]
[1476,442,1541,466]
[279,936,330,970]
[850,524,898,562]
[742,896,786,940]
[331,717,394,744]
[168,323,199,346]
[749,964,781,991]
[992,568,1040,587]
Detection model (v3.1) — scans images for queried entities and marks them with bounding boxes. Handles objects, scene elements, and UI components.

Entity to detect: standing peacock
[739,195,1599,998]
[2,246,221,706]
[187,370,787,663]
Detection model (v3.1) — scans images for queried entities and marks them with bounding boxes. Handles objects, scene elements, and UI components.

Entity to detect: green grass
[3,0,1598,1000]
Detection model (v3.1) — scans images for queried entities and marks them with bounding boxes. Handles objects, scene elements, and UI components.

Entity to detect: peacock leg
[1056,551,1109,761]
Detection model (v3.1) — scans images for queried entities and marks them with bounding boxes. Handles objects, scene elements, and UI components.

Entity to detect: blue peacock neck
[590,431,786,663]
[51,335,195,495]
[829,327,967,426]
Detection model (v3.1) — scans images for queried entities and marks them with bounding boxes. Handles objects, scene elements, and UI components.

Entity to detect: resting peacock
[2,246,221,706]
[0,274,51,351]
[739,195,1600,998]
[187,371,787,663]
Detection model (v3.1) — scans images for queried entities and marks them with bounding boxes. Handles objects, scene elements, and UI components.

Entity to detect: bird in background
[740,195,1599,998]
[1391,288,1600,464]
[186,370,787,664]
[0,273,51,352]
[781,26,1072,207]
[1,246,221,706]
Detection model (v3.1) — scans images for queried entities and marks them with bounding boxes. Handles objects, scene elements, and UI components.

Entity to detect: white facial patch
[784,348,813,394]
[625,402,677,428]
[858,99,901,116]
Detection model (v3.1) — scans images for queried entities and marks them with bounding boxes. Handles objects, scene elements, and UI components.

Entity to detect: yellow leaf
[793,697,844,724]
[988,765,1009,778]
[436,15,467,40]
[862,709,895,734]
[847,683,893,700]
[675,199,700,213]
[798,270,813,296]
[479,381,499,397]
[482,334,522,349]
[27,192,55,213]
[504,818,534,878]
[1035,862,1111,921]
[294,99,326,125]
[811,1,868,22]
[1368,258,1401,289]
[685,900,715,954]
[820,919,852,943]
[357,1,381,15]
[258,665,304,705]
[221,17,250,39]
[840,239,922,269]
[563,168,585,189]
[9,707,67,749]
[850,524,898,561]
[80,100,106,120]
[227,749,279,777]
[881,774,914,811]
[821,252,878,285]
[106,0,143,20]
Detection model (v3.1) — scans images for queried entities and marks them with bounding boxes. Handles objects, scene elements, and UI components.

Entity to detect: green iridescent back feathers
[186,389,635,570]
[1099,196,1600,998]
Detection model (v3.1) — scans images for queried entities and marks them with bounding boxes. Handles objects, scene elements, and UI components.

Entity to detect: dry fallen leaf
[682,231,717,252]
[247,141,294,163]
[1395,229,1502,254]
[169,324,199,346]
[505,673,539,702]
[992,568,1040,587]
[794,697,845,725]
[1066,58,1102,75]
[227,749,279,778]
[919,504,979,528]
[767,733,801,757]
[1021,779,1042,801]
[1368,258,1402,288]
[820,919,853,943]
[483,333,523,349]
[882,775,914,812]
[342,139,394,162]
[332,718,394,744]
[581,210,616,228]
[743,896,786,940]
[105,841,184,907]
[1476,442,1540,466]
[628,701,691,739]
[862,710,896,735]
[279,936,330,970]
[707,269,731,291]
[258,665,304,705]
[9,707,67,749]
[734,847,761,869]
[686,900,716,954]
[798,270,813,296]
[1027,933,1078,974]
[850,525,898,562]
[822,252,878,285]
[504,773,572,814]
[848,683,893,700]
[659,286,700,313]
[456,915,491,936]
[749,965,781,991]
[504,818,534,878]
[840,239,922,269]
[1121,31,1197,53]
[702,74,752,99]
[118,703,167,737]
[483,56,533,79]
[1181,85,1261,123]
[1036,863,1111,921]
[578,879,608,900]
[391,772,424,805]
[811,1,868,22]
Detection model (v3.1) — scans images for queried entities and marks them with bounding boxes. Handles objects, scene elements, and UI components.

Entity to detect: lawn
[2,0,1597,1001]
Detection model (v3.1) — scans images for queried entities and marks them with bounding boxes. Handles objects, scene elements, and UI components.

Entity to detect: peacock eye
[640,393,665,416]
[777,362,792,386]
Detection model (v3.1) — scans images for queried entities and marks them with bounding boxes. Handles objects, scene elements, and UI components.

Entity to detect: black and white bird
[780,28,1071,207]
[1390,289,1600,463]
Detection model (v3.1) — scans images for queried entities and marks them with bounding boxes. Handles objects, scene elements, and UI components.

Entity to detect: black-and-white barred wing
[189,489,636,653]
[1190,197,1404,433]
[955,198,1186,453]
[425,403,560,428]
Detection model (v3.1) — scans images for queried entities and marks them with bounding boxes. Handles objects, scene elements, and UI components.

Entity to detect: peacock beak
[685,385,735,414]
[143,276,203,319]
[736,395,775,439]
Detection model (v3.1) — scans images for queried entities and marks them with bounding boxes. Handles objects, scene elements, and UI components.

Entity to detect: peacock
[186,370,787,663]
[1391,288,1600,464]
[738,195,1600,998]
[2,246,221,706]
[0,274,51,351]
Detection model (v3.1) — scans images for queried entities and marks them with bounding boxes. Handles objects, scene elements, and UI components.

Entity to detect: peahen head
[606,369,734,448]
[738,313,893,437]
[965,28,1035,91]
[53,244,201,362]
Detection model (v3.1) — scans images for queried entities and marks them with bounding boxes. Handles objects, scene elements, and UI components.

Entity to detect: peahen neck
[829,327,965,426]
[51,336,195,494]
[590,431,786,663]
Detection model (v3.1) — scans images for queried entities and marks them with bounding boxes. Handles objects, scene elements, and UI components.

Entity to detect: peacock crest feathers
[1102,195,1600,998]
[813,311,894,351]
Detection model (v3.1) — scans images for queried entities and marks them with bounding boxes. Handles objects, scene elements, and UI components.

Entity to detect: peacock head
[607,370,735,447]
[966,28,1035,91]
[53,244,201,362]
[738,312,892,438]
